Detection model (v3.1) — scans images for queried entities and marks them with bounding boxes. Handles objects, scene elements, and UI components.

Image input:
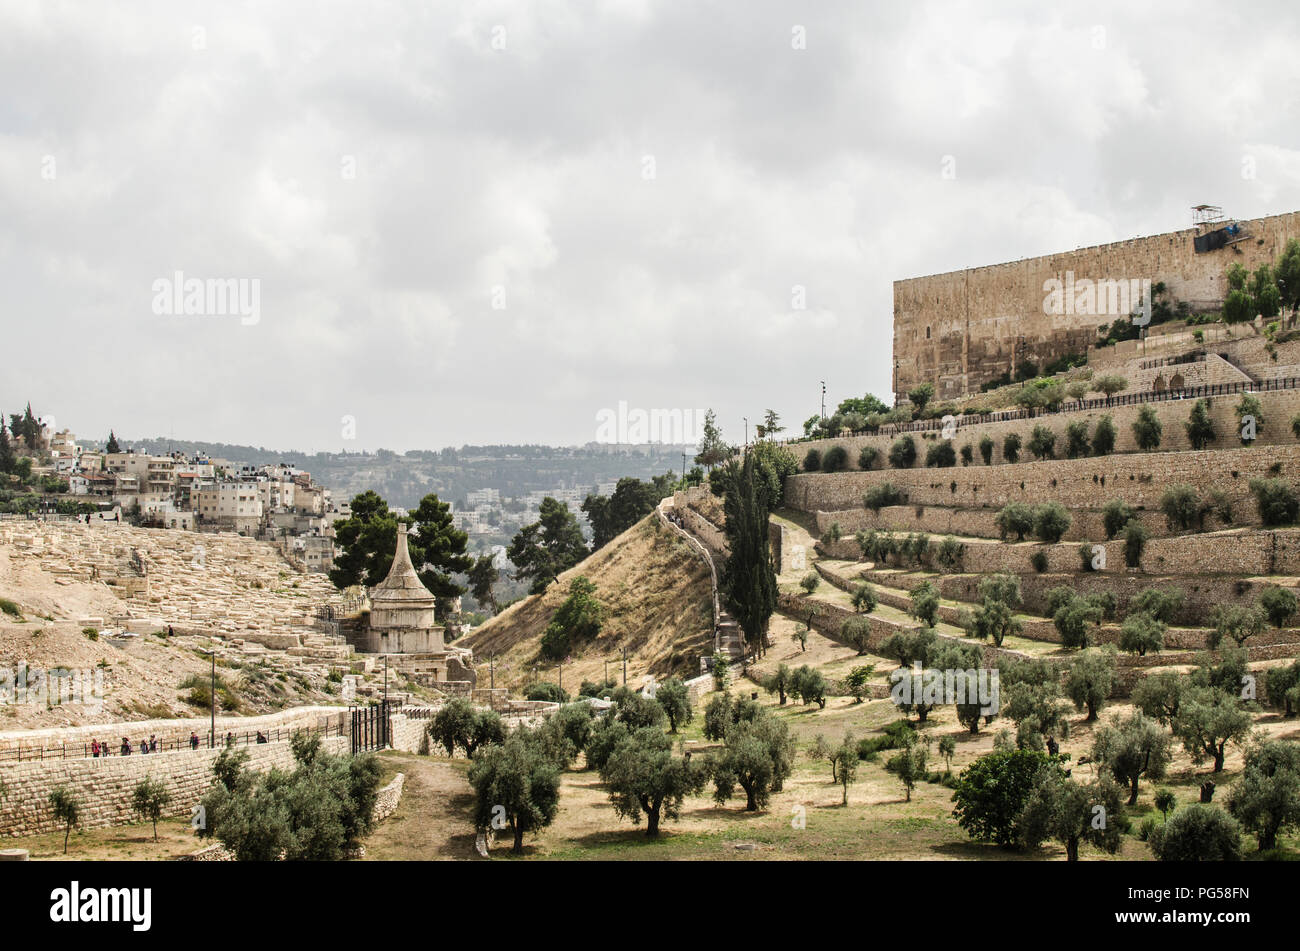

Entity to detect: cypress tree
[0,419,12,473]
[720,454,777,659]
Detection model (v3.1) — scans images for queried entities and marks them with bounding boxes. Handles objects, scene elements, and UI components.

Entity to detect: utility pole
[820,381,826,421]
[681,452,686,481]
[200,649,216,749]
[489,656,495,691]
[604,657,609,685]
[621,647,628,686]
[383,655,389,705]
[743,417,748,448]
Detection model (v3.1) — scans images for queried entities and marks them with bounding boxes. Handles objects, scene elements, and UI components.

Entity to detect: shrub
[803,448,822,472]
[889,436,917,469]
[858,446,879,470]
[1259,585,1299,629]
[924,441,957,468]
[979,435,995,465]
[799,572,821,595]
[1123,520,1149,568]
[822,445,849,473]
[1064,421,1090,459]
[1130,587,1184,625]
[1030,551,1049,573]
[1092,415,1117,455]
[863,482,904,512]
[1002,433,1022,464]
[995,502,1035,541]
[1101,499,1136,540]
[1033,502,1072,543]
[1027,425,1056,460]
[1185,399,1217,450]
[1044,586,1077,619]
[850,581,878,614]
[1132,406,1162,451]
[1148,804,1243,861]
[526,682,569,703]
[959,444,974,466]
[540,576,604,660]
[1249,477,1299,527]
[1159,484,1203,532]
[936,536,964,572]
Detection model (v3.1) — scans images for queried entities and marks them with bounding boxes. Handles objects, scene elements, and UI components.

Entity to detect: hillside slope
[461,513,712,692]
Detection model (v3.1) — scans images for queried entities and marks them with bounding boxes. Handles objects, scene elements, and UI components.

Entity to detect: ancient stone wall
[893,210,1300,400]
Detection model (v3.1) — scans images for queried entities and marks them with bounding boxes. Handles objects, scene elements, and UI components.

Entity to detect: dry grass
[462,516,712,692]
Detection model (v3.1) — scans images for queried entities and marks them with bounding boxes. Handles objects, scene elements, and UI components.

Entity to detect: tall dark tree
[720,454,777,659]
[468,554,501,614]
[506,497,589,594]
[105,430,121,454]
[329,490,471,598]
[0,419,13,474]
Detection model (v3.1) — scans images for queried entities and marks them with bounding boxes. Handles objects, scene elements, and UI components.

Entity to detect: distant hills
[122,438,697,509]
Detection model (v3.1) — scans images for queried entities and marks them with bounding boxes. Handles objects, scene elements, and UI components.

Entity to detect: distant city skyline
[3,1,1298,451]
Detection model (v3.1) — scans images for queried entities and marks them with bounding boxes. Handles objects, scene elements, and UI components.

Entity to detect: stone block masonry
[893,209,1300,400]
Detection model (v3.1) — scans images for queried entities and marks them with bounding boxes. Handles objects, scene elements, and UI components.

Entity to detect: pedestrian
[91,739,100,759]
[225,732,235,748]
[190,731,200,750]
[121,737,131,756]
[167,625,174,638]
[149,735,157,753]
[139,738,149,755]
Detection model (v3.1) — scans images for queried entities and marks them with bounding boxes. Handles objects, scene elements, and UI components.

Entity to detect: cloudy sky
[2,0,1298,453]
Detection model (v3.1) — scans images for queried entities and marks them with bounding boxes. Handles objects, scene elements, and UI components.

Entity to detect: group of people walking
[90,735,158,757]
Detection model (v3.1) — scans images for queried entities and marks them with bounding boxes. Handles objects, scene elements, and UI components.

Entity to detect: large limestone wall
[893,210,1300,400]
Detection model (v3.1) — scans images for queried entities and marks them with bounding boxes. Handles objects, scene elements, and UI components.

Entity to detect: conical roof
[370,523,435,605]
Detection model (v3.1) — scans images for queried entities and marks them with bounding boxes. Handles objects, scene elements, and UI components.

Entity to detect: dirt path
[363,752,480,860]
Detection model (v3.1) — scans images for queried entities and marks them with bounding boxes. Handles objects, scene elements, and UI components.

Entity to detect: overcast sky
[2,0,1298,453]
